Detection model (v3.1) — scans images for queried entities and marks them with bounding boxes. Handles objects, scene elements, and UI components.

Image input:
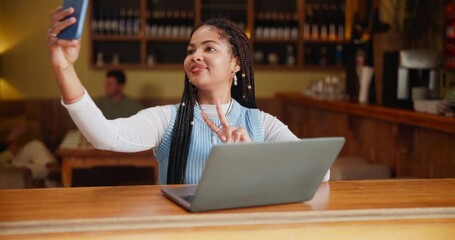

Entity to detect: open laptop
[161,137,345,212]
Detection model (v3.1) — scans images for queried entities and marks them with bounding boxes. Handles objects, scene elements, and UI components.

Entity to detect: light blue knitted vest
[154,100,264,184]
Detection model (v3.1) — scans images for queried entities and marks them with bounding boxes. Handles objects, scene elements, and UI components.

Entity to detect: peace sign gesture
[200,99,252,143]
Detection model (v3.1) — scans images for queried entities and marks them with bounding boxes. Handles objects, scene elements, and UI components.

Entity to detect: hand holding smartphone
[57,0,89,39]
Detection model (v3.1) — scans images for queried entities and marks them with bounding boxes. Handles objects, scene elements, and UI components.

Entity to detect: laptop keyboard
[181,195,194,203]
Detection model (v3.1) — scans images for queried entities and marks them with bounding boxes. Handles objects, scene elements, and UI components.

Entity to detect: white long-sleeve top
[63,90,330,181]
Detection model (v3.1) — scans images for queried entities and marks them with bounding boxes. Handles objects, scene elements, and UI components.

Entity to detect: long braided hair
[166,18,257,184]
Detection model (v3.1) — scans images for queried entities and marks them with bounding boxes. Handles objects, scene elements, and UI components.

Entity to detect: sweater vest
[154,100,264,184]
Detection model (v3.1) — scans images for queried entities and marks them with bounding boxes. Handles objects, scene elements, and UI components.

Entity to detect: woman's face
[184,25,239,92]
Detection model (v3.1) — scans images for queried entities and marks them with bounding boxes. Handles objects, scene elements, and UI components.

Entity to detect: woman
[47,6,329,184]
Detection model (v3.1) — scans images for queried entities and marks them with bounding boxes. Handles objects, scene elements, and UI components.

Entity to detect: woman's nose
[191,50,202,61]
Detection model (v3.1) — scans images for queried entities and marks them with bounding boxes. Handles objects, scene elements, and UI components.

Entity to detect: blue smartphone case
[57,0,89,39]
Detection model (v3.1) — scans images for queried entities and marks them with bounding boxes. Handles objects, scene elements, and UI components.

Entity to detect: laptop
[161,137,345,212]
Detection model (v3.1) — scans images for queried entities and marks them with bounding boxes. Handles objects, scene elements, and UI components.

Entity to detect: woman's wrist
[63,90,85,104]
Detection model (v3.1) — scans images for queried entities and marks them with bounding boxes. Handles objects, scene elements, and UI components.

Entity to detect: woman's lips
[191,64,207,73]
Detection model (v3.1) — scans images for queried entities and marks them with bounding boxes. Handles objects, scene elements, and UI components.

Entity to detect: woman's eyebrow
[188,40,222,48]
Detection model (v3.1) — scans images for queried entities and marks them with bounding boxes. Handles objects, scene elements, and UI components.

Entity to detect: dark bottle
[104,10,112,35]
[311,3,320,40]
[126,9,134,36]
[91,10,99,34]
[97,10,105,35]
[111,10,119,35]
[304,3,313,40]
[319,46,328,66]
[133,9,140,36]
[320,1,329,40]
[118,9,126,35]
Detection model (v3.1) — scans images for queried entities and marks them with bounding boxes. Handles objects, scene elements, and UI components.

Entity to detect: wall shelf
[89,0,356,70]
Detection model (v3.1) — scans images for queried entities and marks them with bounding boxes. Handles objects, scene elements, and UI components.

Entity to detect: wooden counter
[276,93,455,133]
[277,93,455,133]
[275,93,455,178]
[1,179,455,239]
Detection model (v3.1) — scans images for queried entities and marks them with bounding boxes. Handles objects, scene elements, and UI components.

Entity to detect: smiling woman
[47,9,328,185]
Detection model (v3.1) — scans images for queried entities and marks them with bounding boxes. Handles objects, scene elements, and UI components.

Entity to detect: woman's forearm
[53,64,85,104]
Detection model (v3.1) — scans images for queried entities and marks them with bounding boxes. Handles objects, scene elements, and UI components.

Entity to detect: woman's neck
[197,92,231,105]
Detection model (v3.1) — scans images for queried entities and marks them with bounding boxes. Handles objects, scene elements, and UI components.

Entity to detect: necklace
[196,99,233,144]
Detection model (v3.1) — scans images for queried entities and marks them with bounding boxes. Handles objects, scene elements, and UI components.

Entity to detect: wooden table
[56,130,158,187]
[0,179,454,239]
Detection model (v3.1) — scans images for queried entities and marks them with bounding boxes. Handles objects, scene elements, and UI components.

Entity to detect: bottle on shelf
[104,10,112,35]
[335,44,343,65]
[97,10,105,35]
[118,9,126,35]
[311,3,320,40]
[147,54,155,66]
[283,12,292,40]
[133,9,141,36]
[126,9,134,36]
[254,12,264,39]
[286,44,296,66]
[303,4,312,40]
[337,2,345,41]
[319,46,328,66]
[96,52,104,66]
[263,12,271,39]
[319,2,329,40]
[290,13,299,40]
[111,10,119,35]
[328,3,338,41]
[91,11,98,34]
[112,53,120,66]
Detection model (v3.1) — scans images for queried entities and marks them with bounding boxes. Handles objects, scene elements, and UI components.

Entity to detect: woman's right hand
[47,7,80,70]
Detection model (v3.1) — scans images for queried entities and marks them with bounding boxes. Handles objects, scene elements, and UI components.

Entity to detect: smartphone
[57,0,89,39]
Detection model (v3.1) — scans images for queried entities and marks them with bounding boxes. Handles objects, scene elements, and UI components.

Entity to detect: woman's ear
[234,58,241,72]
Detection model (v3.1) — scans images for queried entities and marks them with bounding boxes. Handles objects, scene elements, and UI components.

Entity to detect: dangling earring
[233,74,238,86]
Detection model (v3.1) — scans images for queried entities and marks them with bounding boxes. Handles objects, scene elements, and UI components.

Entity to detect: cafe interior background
[1,0,454,188]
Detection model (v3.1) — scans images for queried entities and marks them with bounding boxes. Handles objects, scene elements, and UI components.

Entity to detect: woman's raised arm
[46,6,85,104]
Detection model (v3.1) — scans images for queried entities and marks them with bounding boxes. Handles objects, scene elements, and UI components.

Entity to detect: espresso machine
[382,50,442,109]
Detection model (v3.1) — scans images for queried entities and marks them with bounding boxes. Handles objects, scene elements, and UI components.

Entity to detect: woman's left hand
[201,99,252,143]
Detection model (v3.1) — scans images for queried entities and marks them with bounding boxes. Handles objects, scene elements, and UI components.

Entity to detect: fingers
[199,99,251,143]
[200,111,219,133]
[232,128,252,143]
[233,130,242,142]
[47,6,76,41]
[221,128,251,143]
[50,7,74,23]
[215,98,230,128]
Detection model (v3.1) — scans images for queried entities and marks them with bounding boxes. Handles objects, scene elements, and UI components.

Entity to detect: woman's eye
[205,47,216,52]
[186,49,195,55]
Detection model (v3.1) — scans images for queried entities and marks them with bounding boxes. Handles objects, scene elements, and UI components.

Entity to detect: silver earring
[233,74,238,86]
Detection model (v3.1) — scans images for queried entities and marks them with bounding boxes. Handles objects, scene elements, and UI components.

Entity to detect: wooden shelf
[89,0,357,70]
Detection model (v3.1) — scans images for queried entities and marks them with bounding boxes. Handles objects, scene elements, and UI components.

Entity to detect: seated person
[95,70,144,119]
[0,120,58,186]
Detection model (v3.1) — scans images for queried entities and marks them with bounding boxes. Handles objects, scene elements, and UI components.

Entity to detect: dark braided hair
[167,18,257,184]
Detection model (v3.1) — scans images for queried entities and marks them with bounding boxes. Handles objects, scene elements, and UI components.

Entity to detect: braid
[167,18,257,184]
[167,77,196,184]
